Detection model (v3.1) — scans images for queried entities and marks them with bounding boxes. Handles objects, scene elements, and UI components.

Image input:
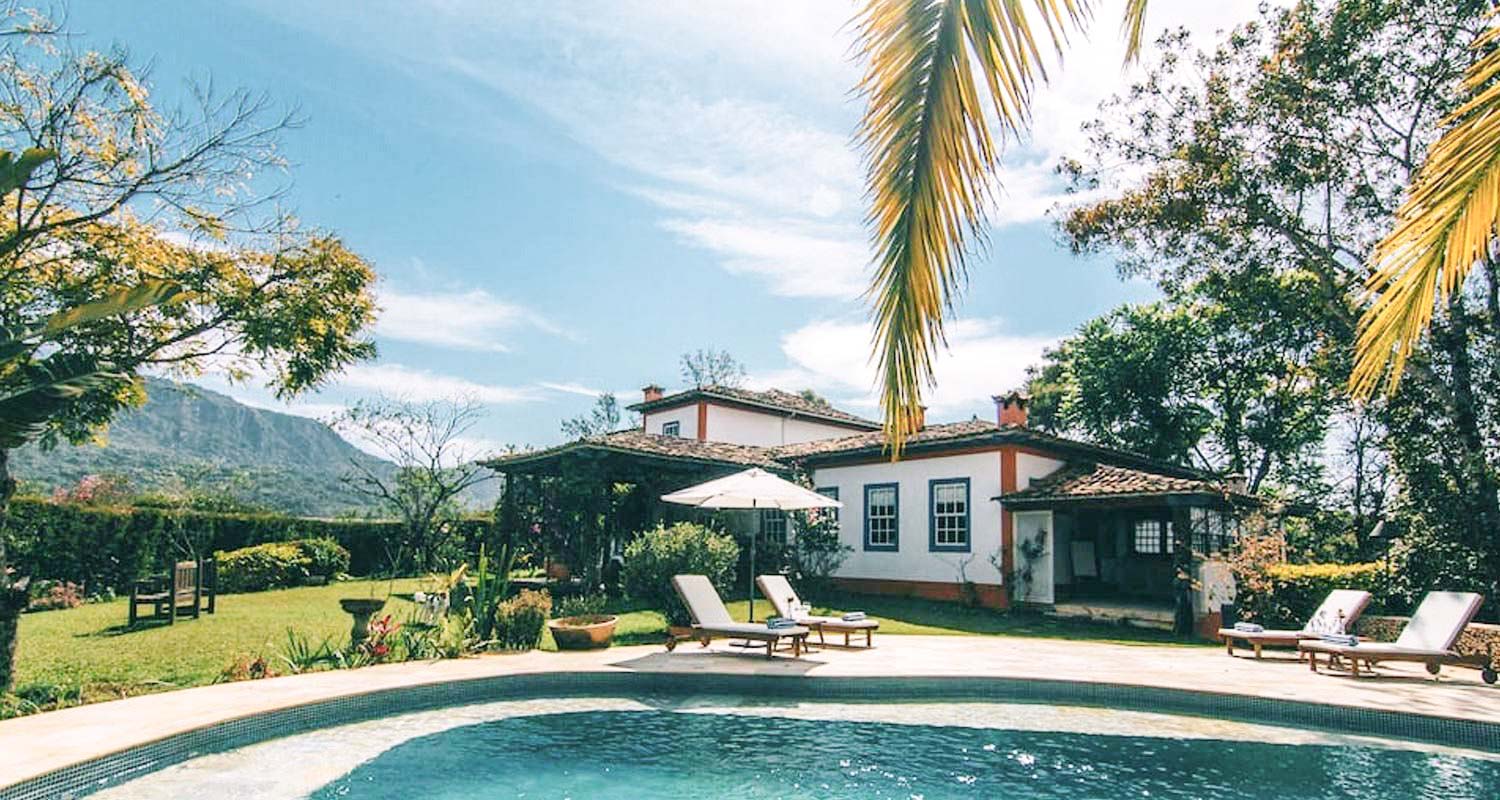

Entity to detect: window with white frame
[660,421,680,437]
[929,479,969,551]
[864,484,898,550]
[1133,518,1164,554]
[815,487,839,525]
[760,508,787,546]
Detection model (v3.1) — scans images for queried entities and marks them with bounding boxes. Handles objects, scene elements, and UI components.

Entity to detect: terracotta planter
[339,597,387,646]
[548,614,617,650]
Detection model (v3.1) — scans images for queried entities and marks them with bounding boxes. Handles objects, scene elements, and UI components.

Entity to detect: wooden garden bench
[129,558,216,625]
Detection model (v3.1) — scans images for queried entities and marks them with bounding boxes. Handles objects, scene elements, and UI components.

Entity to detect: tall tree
[1059,0,1499,599]
[333,397,493,572]
[680,348,746,388]
[561,392,623,440]
[1027,273,1335,496]
[853,0,1500,455]
[0,9,378,691]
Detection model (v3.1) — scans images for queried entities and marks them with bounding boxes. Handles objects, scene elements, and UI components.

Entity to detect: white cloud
[337,364,543,405]
[659,218,868,299]
[536,381,604,398]
[764,318,1054,418]
[376,286,571,352]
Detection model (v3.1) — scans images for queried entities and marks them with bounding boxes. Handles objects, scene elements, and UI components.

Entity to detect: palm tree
[1350,24,1500,398]
[856,0,1148,453]
[856,0,1497,448]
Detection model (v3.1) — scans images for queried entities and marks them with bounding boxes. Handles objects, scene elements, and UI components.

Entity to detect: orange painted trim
[999,445,1018,585]
[696,401,708,441]
[832,577,1009,610]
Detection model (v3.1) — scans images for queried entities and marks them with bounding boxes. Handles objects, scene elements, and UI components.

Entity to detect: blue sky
[71,1,1269,452]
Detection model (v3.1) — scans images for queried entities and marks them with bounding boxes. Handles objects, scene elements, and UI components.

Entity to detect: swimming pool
[83,698,1499,800]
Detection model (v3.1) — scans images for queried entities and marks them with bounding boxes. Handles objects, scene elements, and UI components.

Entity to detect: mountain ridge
[11,378,497,516]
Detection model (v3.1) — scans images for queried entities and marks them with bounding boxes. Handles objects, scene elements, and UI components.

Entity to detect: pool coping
[3,638,1498,799]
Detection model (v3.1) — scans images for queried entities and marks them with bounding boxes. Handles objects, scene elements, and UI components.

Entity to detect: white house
[486,383,1266,635]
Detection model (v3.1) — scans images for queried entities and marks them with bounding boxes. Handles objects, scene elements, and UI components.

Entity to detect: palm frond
[1351,22,1500,398]
[1121,0,1150,62]
[857,0,1088,455]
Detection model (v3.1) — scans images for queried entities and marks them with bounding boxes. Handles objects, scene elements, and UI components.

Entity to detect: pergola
[482,430,789,586]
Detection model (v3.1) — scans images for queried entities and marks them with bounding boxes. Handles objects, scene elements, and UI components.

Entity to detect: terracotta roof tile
[1007,462,1233,501]
[483,429,783,471]
[628,385,879,429]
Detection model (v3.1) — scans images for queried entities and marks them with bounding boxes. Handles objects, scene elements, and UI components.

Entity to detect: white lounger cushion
[1302,590,1374,634]
[1394,591,1483,652]
[673,574,808,637]
[757,574,798,618]
[757,574,880,630]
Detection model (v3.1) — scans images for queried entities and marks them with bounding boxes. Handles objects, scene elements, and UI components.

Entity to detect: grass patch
[13,578,423,711]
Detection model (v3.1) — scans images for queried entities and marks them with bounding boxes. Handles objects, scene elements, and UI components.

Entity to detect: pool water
[309,710,1498,800]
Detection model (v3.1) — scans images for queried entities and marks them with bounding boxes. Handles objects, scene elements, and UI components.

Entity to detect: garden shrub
[1231,548,1390,629]
[216,539,350,593]
[493,589,551,650]
[295,537,352,581]
[216,542,312,593]
[621,522,739,627]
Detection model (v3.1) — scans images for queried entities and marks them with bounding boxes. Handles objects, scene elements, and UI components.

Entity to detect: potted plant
[546,593,616,650]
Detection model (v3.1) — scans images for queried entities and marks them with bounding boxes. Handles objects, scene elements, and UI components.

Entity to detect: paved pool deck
[2,635,1497,789]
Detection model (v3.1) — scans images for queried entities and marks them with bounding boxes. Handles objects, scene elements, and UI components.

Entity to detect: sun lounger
[756,574,878,648]
[1217,589,1372,658]
[668,575,809,659]
[1299,591,1495,682]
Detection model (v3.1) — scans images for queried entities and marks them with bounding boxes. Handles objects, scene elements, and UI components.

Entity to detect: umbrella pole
[748,501,756,622]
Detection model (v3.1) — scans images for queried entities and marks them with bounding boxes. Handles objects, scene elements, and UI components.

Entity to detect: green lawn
[10,580,1196,716]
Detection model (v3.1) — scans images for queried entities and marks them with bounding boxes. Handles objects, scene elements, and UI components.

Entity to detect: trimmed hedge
[216,539,351,593]
[1235,561,1390,629]
[1,498,492,593]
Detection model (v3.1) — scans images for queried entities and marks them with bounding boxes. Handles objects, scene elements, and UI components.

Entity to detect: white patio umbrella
[661,468,842,621]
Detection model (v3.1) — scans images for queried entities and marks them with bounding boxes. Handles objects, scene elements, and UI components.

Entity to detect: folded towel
[1232,622,1264,633]
[765,617,796,629]
[1319,633,1358,647]
[841,611,866,622]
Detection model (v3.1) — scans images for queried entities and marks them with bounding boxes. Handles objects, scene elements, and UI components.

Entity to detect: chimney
[905,405,927,434]
[1225,473,1248,494]
[642,384,664,403]
[994,390,1029,427]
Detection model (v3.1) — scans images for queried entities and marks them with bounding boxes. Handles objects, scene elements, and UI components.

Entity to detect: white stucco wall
[706,403,859,446]
[642,405,698,439]
[812,451,1005,586]
[1016,451,1067,489]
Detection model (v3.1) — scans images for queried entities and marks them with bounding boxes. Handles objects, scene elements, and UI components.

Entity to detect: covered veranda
[482,430,787,588]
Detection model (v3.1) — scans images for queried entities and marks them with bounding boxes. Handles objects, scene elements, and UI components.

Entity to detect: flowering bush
[50,474,131,506]
[357,614,400,663]
[25,580,84,612]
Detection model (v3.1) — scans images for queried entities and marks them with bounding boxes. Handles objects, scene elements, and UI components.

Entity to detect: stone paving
[2,635,1496,789]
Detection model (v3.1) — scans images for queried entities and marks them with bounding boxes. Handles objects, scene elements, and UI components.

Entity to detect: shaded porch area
[482,430,785,589]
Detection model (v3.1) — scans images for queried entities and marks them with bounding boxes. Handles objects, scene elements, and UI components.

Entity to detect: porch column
[1169,505,1195,637]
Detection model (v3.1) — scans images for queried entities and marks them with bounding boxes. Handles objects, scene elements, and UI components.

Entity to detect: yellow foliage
[1351,18,1500,397]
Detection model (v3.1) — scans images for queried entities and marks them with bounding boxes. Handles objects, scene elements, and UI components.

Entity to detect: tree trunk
[0,448,26,693]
